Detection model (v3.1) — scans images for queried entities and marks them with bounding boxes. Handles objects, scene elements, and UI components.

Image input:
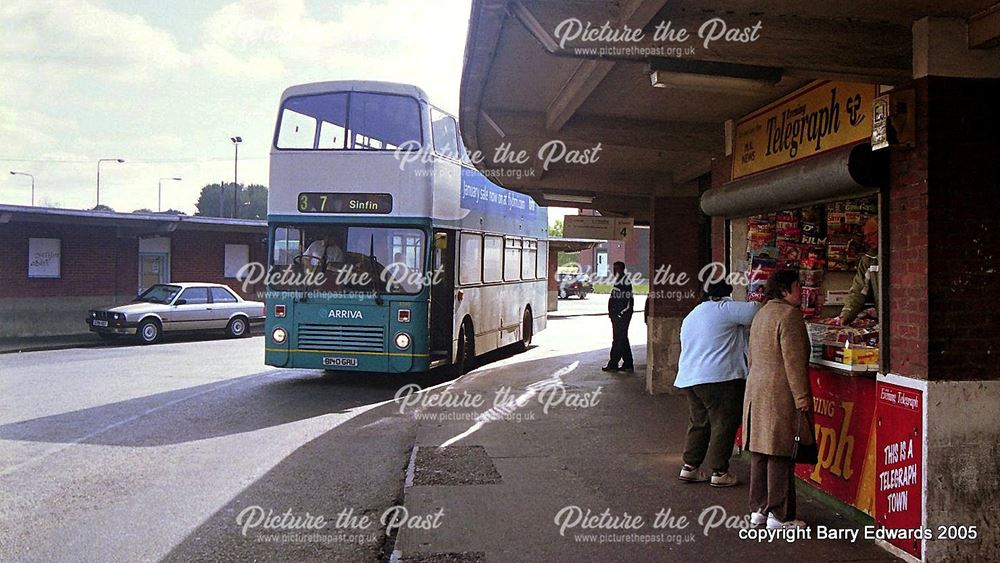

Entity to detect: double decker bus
[264,81,548,374]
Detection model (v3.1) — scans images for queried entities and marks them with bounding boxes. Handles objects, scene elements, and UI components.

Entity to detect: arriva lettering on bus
[329,310,363,319]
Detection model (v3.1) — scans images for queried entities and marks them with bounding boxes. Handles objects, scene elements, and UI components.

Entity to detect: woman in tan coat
[742,269,814,529]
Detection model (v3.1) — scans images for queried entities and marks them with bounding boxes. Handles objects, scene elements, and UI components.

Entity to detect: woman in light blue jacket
[675,280,760,487]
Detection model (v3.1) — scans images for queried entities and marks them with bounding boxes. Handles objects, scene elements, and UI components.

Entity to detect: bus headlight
[394,331,411,350]
[272,327,288,344]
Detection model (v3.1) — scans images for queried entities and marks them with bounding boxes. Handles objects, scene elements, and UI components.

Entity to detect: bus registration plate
[323,357,358,367]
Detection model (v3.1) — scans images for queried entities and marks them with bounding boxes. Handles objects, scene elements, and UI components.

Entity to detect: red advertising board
[875,381,924,559]
[795,367,878,514]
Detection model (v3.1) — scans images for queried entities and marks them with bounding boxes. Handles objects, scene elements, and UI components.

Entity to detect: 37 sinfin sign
[732,80,877,179]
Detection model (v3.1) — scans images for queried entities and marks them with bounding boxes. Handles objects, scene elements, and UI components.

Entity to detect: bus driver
[302,229,346,272]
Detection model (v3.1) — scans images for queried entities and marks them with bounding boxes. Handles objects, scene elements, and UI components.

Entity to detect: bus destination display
[297,192,393,214]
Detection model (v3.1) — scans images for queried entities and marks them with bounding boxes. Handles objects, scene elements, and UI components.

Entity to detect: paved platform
[391,317,897,562]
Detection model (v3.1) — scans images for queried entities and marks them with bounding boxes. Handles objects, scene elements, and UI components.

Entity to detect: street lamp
[230,136,242,218]
[9,170,35,206]
[96,158,125,208]
[158,177,182,212]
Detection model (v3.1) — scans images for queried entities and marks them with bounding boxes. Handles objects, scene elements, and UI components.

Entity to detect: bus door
[429,230,455,358]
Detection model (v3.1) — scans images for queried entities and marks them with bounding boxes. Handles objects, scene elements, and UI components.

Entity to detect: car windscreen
[138,284,182,304]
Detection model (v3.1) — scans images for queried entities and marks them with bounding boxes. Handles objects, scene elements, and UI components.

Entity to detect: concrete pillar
[645,195,704,395]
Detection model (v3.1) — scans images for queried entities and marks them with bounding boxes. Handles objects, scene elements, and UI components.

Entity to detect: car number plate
[323,357,358,367]
[93,320,109,327]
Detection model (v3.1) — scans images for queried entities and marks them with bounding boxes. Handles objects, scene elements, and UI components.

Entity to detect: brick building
[0,204,267,338]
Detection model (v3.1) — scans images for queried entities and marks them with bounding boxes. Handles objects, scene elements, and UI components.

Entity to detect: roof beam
[481,168,677,197]
[544,58,617,131]
[490,111,721,154]
[969,4,1000,49]
[512,0,669,131]
[520,2,911,83]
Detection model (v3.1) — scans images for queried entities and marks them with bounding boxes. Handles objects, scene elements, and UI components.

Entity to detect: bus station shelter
[460,2,1000,561]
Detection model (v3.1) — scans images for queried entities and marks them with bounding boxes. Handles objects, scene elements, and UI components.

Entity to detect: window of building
[483,235,503,283]
[210,287,239,303]
[522,239,537,280]
[459,233,483,285]
[27,238,61,278]
[504,238,522,281]
[179,287,209,305]
[224,244,250,278]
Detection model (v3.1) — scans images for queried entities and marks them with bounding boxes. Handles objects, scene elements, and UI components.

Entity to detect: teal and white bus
[264,81,548,374]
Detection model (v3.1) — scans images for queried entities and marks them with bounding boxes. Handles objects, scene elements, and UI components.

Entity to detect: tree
[91,204,115,212]
[156,209,186,215]
[195,183,267,219]
[549,218,564,238]
[132,208,153,214]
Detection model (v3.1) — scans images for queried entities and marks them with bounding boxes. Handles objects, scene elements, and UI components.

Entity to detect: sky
[0,0,475,213]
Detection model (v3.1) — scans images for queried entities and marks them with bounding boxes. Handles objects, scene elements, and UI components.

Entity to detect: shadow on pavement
[0,368,453,448]
[0,342,539,448]
[158,344,618,563]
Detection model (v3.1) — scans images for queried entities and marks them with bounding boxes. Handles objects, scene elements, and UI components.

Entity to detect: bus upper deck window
[277,92,348,149]
[347,92,421,151]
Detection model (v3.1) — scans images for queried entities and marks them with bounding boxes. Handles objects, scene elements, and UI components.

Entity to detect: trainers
[767,514,808,529]
[601,365,619,372]
[750,511,768,526]
[710,472,739,487]
[678,465,709,483]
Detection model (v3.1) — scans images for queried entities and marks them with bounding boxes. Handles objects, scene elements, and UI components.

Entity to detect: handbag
[792,410,818,465]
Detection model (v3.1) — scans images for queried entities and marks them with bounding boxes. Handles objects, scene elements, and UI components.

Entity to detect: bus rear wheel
[515,309,532,352]
[455,322,475,375]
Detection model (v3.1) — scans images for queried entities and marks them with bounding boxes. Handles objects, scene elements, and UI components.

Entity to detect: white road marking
[438,361,578,448]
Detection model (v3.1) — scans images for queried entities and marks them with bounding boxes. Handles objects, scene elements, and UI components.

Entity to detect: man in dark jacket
[603,261,634,372]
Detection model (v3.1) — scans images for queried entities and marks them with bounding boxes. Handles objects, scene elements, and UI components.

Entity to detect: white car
[87,283,265,344]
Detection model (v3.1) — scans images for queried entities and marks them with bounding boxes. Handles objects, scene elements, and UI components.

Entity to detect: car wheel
[137,318,161,345]
[226,316,249,338]
[579,292,588,299]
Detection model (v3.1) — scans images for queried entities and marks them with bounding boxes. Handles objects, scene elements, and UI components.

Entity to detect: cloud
[0,0,190,83]
[194,0,472,110]
[0,106,80,150]
[0,0,472,211]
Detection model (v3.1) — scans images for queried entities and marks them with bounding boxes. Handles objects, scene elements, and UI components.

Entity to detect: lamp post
[230,136,242,218]
[9,170,34,206]
[96,158,125,208]
[158,177,182,212]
